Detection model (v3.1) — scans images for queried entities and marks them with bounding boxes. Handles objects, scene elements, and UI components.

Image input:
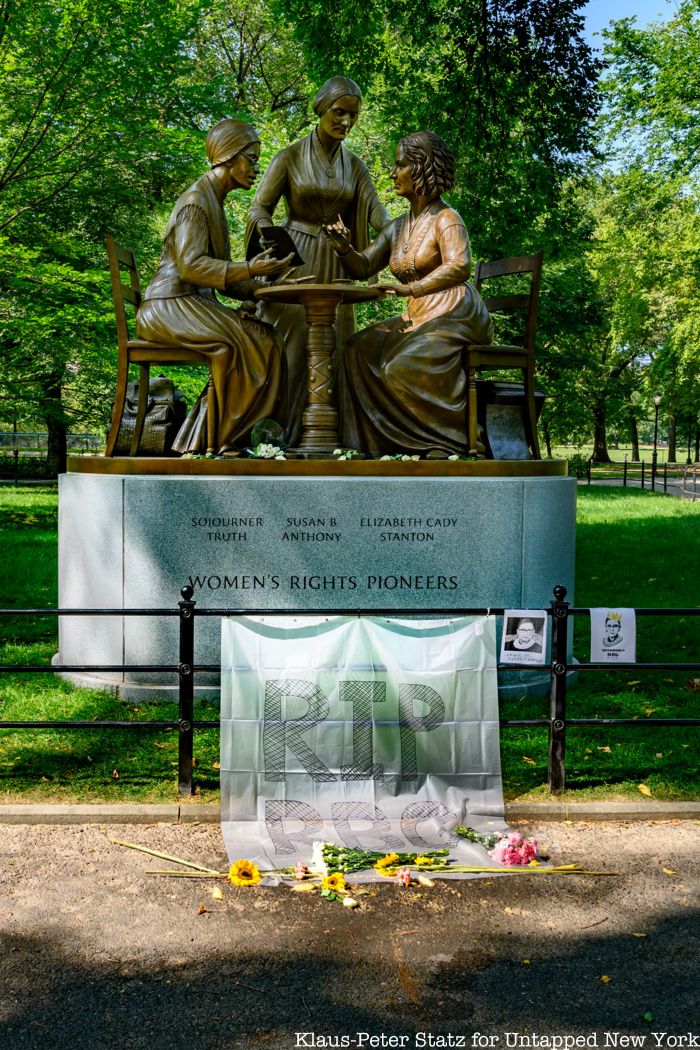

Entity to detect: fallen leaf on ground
[597,746,611,753]
[638,783,652,797]
[627,680,641,686]
[111,769,119,779]
[631,932,647,937]
[522,756,536,765]
[197,903,208,914]
[601,975,611,983]
[662,868,679,876]
[211,887,224,901]
[212,761,221,770]
[291,883,317,893]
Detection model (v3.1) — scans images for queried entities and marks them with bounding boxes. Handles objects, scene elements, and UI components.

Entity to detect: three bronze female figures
[137,76,493,458]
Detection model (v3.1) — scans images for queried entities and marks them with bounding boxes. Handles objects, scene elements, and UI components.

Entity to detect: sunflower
[415,855,435,868]
[228,859,262,886]
[321,872,346,893]
[374,852,400,877]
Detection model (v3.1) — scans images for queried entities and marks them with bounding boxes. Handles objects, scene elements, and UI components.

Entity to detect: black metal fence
[585,457,699,498]
[0,432,102,452]
[1,585,698,796]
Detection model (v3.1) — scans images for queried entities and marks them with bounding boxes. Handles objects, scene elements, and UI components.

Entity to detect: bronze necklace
[314,130,340,180]
[399,202,438,256]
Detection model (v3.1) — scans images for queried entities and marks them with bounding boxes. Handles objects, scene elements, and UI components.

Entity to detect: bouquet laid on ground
[455,825,539,865]
[112,830,617,909]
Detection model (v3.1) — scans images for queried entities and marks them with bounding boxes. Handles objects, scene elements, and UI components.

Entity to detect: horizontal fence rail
[0,586,698,795]
[584,457,699,499]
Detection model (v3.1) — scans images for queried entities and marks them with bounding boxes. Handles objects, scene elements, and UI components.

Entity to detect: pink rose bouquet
[490,831,538,866]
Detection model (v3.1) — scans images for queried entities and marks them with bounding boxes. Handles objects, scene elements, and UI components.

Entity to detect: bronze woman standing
[324,131,493,457]
[246,76,390,446]
[137,119,292,454]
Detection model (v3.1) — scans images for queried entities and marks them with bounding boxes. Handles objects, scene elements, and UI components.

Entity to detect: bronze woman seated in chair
[136,118,293,455]
[324,130,493,458]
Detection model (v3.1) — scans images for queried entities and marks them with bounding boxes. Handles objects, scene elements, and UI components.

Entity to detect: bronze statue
[324,130,494,458]
[136,119,293,455]
[246,76,390,446]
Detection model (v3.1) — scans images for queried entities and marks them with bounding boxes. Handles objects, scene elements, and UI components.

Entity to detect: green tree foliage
[602,0,700,180]
[0,0,212,236]
[0,0,312,468]
[598,3,700,460]
[271,0,601,255]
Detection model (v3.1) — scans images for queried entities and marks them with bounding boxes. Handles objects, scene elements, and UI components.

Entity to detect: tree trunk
[695,427,699,464]
[592,398,611,462]
[667,402,677,463]
[629,411,640,461]
[542,417,552,458]
[42,370,68,477]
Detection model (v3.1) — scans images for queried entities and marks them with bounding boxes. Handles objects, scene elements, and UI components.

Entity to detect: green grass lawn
[552,443,692,465]
[1,484,698,803]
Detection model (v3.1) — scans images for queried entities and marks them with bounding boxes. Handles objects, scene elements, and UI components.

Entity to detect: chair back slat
[476,254,541,281]
[474,250,543,351]
[482,294,530,313]
[121,283,140,307]
[105,234,143,350]
[114,244,136,268]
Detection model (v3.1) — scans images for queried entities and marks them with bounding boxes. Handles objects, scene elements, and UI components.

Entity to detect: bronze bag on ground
[113,375,187,456]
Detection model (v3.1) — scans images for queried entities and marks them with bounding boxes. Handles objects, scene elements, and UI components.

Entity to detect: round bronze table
[255,282,381,457]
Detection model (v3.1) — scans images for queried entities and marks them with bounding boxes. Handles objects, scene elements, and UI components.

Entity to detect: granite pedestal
[57,458,575,700]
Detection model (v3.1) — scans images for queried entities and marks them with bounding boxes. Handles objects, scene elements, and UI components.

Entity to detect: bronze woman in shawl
[246,76,390,446]
[324,131,493,458]
[137,119,292,454]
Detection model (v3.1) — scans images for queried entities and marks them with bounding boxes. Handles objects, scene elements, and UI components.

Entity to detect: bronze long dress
[246,131,389,445]
[137,170,283,453]
[339,200,494,456]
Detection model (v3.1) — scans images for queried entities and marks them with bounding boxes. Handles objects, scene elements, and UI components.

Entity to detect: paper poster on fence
[220,615,505,873]
[590,607,636,663]
[500,610,548,666]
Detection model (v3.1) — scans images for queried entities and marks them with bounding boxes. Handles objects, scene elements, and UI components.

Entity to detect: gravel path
[1,820,697,1049]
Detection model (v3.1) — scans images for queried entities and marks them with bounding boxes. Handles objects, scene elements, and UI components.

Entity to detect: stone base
[57,458,576,700]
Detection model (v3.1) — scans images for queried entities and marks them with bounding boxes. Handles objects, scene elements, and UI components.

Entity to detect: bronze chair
[104,235,217,456]
[463,250,543,459]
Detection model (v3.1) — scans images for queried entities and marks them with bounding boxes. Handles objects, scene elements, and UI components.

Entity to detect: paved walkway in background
[580,474,698,498]
[1,818,697,1049]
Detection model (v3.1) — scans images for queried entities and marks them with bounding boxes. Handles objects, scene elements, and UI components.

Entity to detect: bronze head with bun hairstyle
[397,130,456,199]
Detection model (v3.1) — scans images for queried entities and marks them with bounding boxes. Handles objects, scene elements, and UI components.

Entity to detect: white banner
[220,615,506,874]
